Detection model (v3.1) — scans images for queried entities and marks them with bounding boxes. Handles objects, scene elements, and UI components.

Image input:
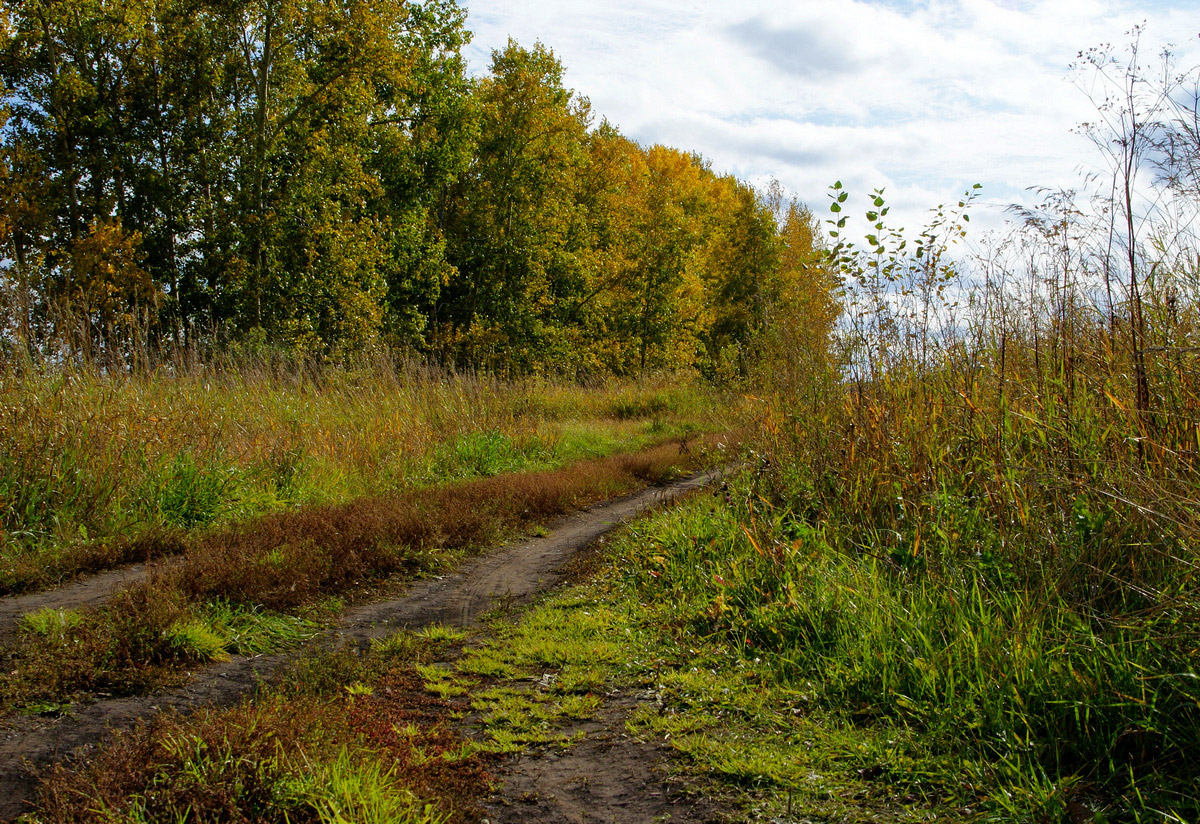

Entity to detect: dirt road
[0,469,721,822]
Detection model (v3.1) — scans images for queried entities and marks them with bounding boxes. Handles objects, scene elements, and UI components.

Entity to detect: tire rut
[0,564,153,648]
[482,693,727,824]
[0,469,721,822]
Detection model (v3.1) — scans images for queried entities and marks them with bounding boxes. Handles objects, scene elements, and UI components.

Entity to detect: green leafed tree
[438,39,592,371]
[0,0,473,357]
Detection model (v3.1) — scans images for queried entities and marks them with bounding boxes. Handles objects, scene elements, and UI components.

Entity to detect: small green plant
[19,607,84,638]
[369,631,419,660]
[411,623,468,643]
[155,452,231,529]
[20,699,73,717]
[416,664,471,698]
[163,617,230,662]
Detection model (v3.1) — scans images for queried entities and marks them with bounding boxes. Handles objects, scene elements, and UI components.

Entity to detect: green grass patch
[165,600,320,662]
[19,606,85,638]
[468,685,593,753]
[200,599,320,655]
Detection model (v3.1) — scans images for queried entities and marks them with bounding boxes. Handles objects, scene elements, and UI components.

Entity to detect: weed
[417,665,471,698]
[18,607,84,638]
[412,624,468,643]
[299,748,448,824]
[428,430,545,480]
[162,617,230,662]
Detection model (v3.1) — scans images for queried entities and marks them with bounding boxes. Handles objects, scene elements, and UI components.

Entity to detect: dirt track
[0,563,150,647]
[482,693,727,824]
[0,469,721,822]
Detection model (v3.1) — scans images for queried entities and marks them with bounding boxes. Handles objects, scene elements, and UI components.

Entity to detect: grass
[0,360,726,594]
[20,625,490,823]
[18,606,84,637]
[0,435,724,716]
[597,468,1198,821]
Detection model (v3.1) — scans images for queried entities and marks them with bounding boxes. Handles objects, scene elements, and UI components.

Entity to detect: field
[2,7,1198,822]
[0,359,716,593]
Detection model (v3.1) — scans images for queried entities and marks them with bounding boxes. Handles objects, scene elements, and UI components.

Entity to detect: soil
[0,563,150,647]
[481,693,728,824]
[0,469,722,822]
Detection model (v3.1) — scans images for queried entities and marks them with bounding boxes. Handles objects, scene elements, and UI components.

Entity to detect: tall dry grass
[732,173,1200,818]
[0,353,720,592]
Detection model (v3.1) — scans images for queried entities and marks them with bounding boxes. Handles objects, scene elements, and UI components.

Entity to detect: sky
[460,0,1200,237]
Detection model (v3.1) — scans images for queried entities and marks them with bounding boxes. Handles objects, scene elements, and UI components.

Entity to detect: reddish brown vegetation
[1,529,188,599]
[344,668,493,822]
[167,440,703,610]
[2,586,194,710]
[29,665,491,823]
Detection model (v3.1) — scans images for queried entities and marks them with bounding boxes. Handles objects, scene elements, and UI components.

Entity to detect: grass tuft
[18,607,84,638]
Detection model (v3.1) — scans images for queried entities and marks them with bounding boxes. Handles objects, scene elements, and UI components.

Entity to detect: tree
[0,0,475,357]
[439,40,591,370]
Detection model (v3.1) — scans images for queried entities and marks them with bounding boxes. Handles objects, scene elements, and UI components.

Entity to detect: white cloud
[461,0,1200,236]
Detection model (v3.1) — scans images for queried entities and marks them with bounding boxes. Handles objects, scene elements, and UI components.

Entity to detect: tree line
[0,0,826,375]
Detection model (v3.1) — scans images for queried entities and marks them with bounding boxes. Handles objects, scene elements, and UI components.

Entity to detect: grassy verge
[439,480,1200,822]
[466,482,1195,823]
[0,361,722,593]
[0,438,725,716]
